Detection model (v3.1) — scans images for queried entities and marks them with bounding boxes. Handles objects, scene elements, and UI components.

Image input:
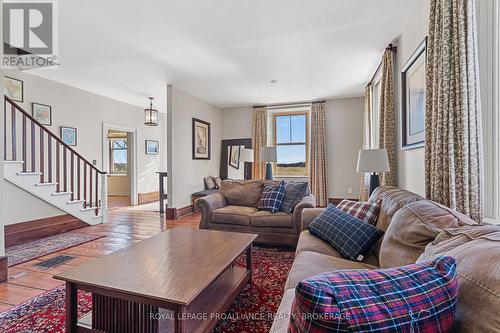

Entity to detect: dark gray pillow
[280,182,309,213]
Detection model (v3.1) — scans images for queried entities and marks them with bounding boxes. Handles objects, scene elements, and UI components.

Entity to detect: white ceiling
[31,0,421,111]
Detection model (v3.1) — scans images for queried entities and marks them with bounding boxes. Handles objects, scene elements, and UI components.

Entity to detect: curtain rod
[366,43,397,87]
[253,100,325,109]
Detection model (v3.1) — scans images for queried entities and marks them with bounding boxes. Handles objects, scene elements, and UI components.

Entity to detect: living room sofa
[196,179,315,246]
[270,186,500,332]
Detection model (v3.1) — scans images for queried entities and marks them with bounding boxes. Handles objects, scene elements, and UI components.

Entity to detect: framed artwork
[192,118,211,160]
[401,37,427,149]
[32,102,52,126]
[229,145,241,169]
[60,126,77,146]
[145,140,159,155]
[4,76,23,102]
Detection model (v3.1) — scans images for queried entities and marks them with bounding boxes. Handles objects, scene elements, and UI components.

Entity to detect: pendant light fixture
[144,97,158,126]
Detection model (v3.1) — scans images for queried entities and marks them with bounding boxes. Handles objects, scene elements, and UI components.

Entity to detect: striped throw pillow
[289,256,458,333]
[337,200,380,225]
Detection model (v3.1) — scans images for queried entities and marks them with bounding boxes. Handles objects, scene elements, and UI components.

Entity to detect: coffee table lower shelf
[67,264,251,333]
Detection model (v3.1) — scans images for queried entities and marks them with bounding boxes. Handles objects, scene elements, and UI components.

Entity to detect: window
[273,112,308,177]
[109,139,127,174]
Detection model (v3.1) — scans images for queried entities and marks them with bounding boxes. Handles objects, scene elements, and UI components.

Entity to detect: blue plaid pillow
[289,256,458,333]
[258,181,286,213]
[309,204,384,261]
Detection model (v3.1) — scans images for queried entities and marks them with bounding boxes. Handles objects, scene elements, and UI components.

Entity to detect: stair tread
[35,182,58,186]
[67,200,85,204]
[52,191,72,196]
[17,172,42,175]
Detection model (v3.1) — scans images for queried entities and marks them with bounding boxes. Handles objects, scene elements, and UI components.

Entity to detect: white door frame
[102,123,139,205]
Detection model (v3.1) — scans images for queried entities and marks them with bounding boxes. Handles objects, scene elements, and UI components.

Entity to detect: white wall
[394,0,429,196]
[3,71,165,224]
[220,97,364,198]
[0,69,5,255]
[168,86,222,208]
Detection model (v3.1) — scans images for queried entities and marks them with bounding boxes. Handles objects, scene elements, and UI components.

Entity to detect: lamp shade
[241,148,254,162]
[260,146,277,162]
[356,149,390,173]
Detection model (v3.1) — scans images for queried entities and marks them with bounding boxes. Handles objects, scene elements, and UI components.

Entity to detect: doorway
[102,123,138,208]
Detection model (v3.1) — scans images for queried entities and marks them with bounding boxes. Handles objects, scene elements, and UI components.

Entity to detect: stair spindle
[22,114,27,172]
[71,152,75,200]
[56,142,61,192]
[89,167,93,208]
[31,120,36,172]
[84,163,87,207]
[77,157,81,200]
[40,129,44,183]
[95,169,99,213]
[11,104,16,160]
[63,148,67,192]
[48,136,52,182]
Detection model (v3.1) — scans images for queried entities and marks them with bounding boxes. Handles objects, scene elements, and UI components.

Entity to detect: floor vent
[9,271,28,280]
[36,255,74,269]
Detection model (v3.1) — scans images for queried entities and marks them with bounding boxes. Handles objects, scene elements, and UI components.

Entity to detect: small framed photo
[60,126,77,146]
[4,76,24,102]
[229,145,241,169]
[32,103,52,126]
[145,140,159,155]
[192,118,211,160]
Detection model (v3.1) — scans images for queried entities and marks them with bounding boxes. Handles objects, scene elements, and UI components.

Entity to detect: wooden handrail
[4,96,106,175]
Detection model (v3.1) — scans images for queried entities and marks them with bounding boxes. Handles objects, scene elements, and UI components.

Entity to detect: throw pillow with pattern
[204,176,216,190]
[289,256,458,333]
[280,182,309,213]
[212,177,222,189]
[337,199,380,225]
[309,204,384,261]
[258,181,286,213]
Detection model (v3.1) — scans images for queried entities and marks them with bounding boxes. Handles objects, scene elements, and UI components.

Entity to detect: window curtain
[425,0,484,222]
[252,106,267,179]
[378,49,397,186]
[359,86,373,201]
[310,102,328,207]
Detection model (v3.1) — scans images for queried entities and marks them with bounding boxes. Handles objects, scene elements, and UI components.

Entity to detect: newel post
[100,172,108,223]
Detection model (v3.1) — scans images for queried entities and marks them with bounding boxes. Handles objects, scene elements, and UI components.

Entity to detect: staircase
[3,96,107,225]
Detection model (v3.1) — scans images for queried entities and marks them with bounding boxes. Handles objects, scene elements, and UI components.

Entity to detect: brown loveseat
[196,179,316,246]
[270,186,500,332]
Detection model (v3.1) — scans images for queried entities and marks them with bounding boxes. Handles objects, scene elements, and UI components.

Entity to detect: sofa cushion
[258,181,286,213]
[289,256,458,333]
[204,176,216,190]
[280,182,309,213]
[284,251,376,290]
[213,176,222,188]
[379,200,477,268]
[337,199,380,225]
[211,205,258,226]
[417,225,500,333]
[309,204,384,261]
[269,288,295,333]
[250,210,293,228]
[220,180,264,207]
[296,230,379,267]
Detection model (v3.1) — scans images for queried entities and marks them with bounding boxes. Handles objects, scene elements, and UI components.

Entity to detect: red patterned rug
[0,246,294,333]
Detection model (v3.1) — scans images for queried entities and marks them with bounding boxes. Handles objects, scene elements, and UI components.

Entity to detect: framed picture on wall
[229,145,241,169]
[401,37,427,149]
[192,118,211,160]
[32,102,52,126]
[145,140,159,155]
[60,126,77,146]
[4,76,23,102]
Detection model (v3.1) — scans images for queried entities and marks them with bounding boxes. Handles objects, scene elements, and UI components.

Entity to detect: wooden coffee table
[54,228,257,333]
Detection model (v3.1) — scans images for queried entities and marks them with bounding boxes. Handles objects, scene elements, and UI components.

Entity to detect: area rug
[0,246,295,333]
[6,232,104,267]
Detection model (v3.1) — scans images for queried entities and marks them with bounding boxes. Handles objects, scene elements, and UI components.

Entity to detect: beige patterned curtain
[310,102,328,207]
[252,107,267,179]
[359,86,373,201]
[425,0,483,222]
[378,50,397,186]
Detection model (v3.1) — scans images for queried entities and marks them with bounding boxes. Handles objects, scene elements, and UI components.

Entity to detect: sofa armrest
[292,194,316,231]
[300,208,325,231]
[196,193,227,229]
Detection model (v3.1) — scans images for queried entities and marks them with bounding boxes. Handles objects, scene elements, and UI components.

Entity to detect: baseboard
[0,256,8,282]
[328,197,360,206]
[138,191,160,205]
[166,204,194,220]
[4,214,87,247]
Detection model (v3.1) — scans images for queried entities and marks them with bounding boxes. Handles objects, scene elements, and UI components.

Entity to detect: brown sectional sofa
[196,179,315,246]
[270,186,500,333]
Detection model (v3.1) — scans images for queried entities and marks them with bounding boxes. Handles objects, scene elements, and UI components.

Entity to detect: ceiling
[31,0,421,111]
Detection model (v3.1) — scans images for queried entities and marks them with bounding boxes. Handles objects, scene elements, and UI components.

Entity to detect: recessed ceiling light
[270,79,278,84]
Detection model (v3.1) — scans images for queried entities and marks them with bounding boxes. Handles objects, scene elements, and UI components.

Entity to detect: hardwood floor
[0,205,200,312]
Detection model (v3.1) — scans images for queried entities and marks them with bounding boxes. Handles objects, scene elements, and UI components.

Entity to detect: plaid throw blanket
[289,256,458,333]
